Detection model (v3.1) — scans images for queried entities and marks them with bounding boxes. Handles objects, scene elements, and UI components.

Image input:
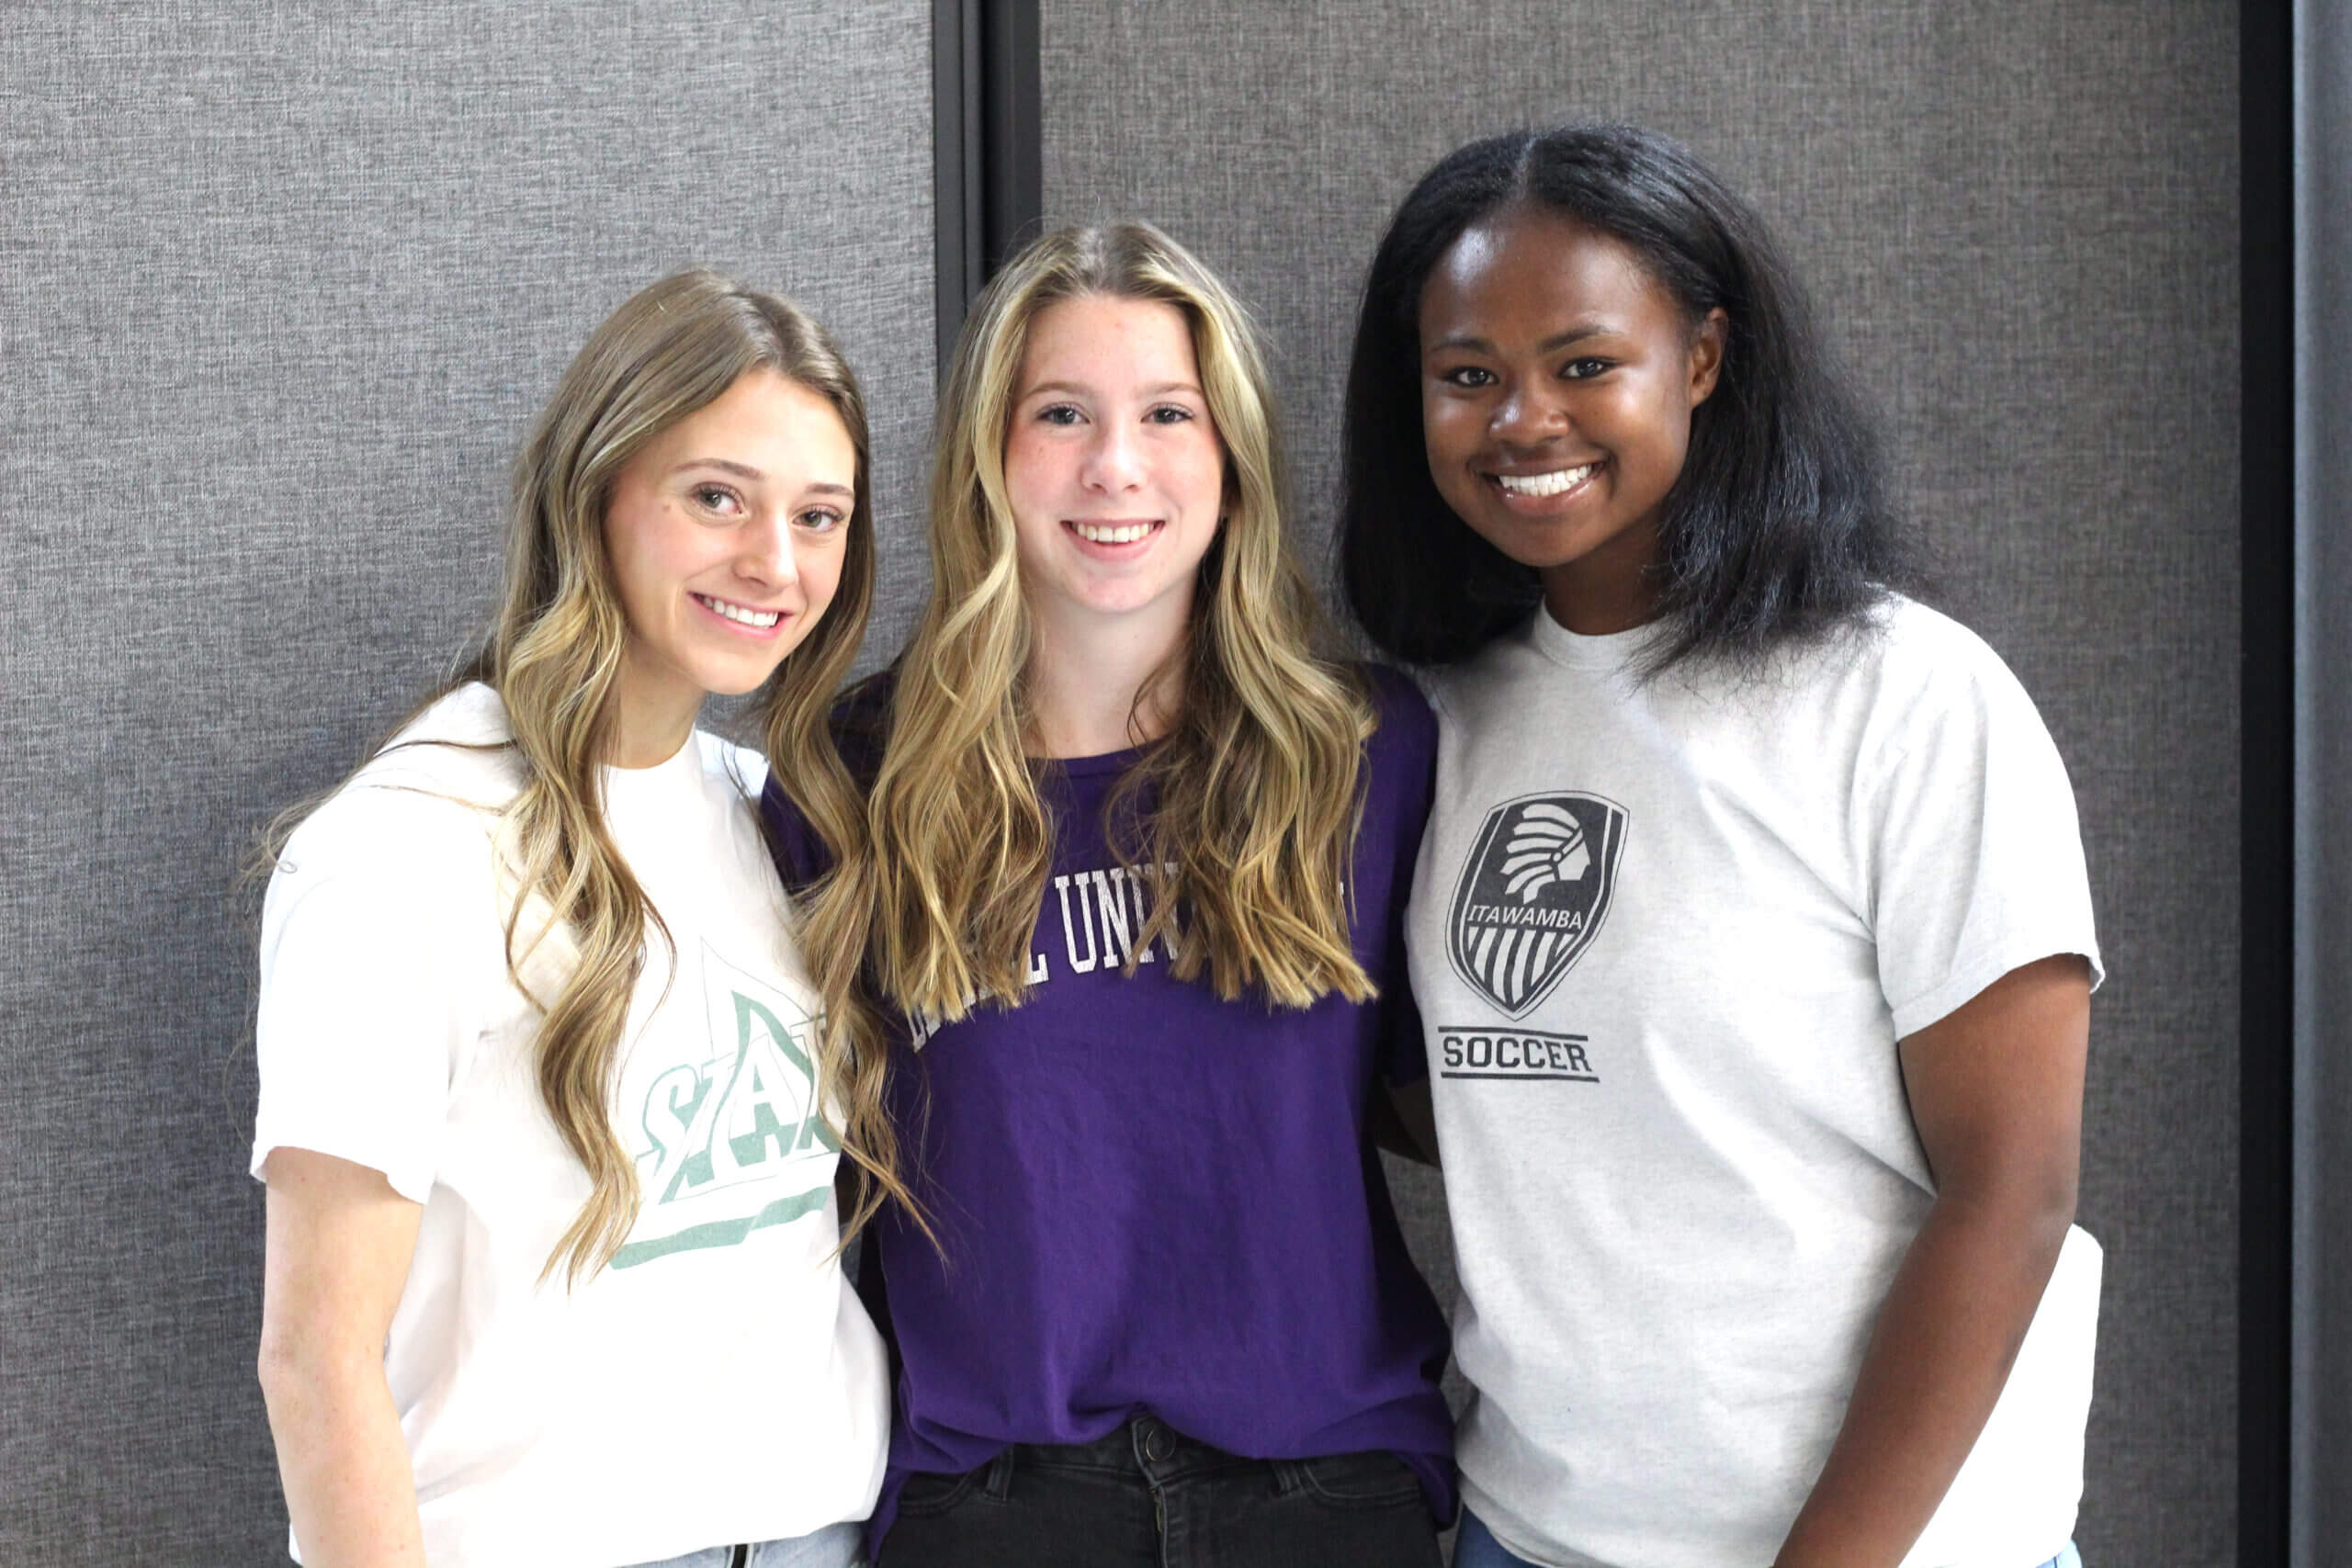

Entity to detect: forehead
[1419,208,1678,336]
[1018,293,1198,382]
[645,367,855,477]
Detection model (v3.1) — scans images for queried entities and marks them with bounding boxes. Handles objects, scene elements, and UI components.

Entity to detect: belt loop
[729,1546,749,1568]
[984,1445,1017,1500]
[1270,1457,1308,1496]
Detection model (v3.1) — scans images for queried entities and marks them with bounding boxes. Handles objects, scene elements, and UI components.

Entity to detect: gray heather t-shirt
[1410,598,2103,1568]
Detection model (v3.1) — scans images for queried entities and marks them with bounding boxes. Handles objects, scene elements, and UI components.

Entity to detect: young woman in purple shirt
[762,221,1453,1567]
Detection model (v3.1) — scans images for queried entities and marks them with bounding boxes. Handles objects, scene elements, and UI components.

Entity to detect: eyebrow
[671,458,764,480]
[670,458,853,498]
[1022,380,1205,400]
[1426,324,1618,355]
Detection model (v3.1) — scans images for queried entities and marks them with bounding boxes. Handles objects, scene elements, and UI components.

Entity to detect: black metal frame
[2242,0,2294,1562]
[931,0,1042,373]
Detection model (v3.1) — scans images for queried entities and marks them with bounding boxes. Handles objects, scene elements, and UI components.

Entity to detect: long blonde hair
[859,223,1374,1021]
[277,271,911,1283]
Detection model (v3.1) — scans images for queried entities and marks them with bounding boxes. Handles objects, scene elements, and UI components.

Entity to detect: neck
[605,658,702,769]
[1540,523,1664,636]
[1023,599,1189,759]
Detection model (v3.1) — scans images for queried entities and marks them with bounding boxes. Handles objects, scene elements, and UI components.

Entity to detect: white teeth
[1496,464,1597,498]
[1072,521,1156,544]
[696,594,780,627]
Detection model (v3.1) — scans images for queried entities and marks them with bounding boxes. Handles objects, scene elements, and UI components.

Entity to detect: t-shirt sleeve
[1861,633,2105,1039]
[1364,665,1439,1087]
[250,790,499,1203]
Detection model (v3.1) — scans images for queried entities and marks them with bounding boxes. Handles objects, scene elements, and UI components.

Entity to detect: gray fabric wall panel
[2295,0,2351,1551]
[0,5,934,1559]
[1042,3,2239,1560]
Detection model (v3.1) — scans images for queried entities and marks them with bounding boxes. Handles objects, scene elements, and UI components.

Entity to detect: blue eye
[1146,405,1193,424]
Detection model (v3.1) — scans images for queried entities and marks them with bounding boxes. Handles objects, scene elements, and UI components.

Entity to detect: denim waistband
[1007,1415,1266,1485]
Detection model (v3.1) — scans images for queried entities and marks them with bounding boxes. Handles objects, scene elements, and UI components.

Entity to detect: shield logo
[1446,792,1629,1018]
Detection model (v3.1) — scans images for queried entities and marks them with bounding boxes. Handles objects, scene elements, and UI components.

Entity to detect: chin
[700,661,791,699]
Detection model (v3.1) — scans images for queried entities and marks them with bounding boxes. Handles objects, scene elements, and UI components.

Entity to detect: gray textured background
[0,0,2259,1561]
[2296,0,2349,1555]
[1038,2,2242,1561]
[0,4,935,1559]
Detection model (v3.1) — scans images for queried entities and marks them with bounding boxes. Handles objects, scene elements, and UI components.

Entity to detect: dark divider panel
[2245,0,2294,1558]
[1037,3,2239,1561]
[0,5,935,1558]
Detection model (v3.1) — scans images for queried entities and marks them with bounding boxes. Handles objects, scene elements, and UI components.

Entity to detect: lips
[1481,459,1602,516]
[1066,519,1162,545]
[692,592,785,629]
[1492,461,1600,498]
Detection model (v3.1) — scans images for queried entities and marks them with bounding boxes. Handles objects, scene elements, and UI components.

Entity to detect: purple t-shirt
[761,664,1453,1542]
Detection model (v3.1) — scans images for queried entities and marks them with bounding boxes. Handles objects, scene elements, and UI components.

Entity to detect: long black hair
[1339,123,1911,671]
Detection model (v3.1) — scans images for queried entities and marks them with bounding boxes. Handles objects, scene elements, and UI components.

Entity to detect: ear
[1687,307,1728,409]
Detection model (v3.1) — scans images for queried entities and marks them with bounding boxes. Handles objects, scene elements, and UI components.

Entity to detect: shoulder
[1348,663,1438,838]
[1841,596,2051,740]
[1415,612,1552,716]
[694,728,769,803]
[285,684,519,876]
[349,682,523,798]
[756,673,893,888]
[755,667,893,822]
[1354,660,1437,760]
[829,668,898,785]
[1869,595,2014,675]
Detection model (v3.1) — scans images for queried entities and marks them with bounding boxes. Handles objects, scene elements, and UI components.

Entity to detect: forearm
[1774,1192,2072,1568]
[259,1348,427,1568]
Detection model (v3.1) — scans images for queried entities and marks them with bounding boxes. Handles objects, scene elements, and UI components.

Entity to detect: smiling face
[1418,205,1724,635]
[1001,293,1227,655]
[601,367,855,761]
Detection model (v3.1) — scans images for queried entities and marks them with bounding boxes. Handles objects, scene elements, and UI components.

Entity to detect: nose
[1079,419,1145,493]
[1490,375,1568,448]
[735,506,800,589]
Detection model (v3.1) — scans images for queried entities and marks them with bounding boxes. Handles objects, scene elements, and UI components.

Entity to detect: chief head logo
[1447,792,1628,1017]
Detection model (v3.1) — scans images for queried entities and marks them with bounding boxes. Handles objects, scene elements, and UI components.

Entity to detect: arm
[256,1147,428,1568]
[1774,953,2090,1568]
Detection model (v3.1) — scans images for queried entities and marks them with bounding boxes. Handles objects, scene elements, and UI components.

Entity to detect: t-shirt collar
[1525,603,1657,673]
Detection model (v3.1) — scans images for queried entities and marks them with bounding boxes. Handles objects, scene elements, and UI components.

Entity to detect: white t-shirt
[252,684,887,1568]
[1412,598,2104,1568]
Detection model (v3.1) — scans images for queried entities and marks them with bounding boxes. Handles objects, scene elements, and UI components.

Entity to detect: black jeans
[877,1416,1442,1568]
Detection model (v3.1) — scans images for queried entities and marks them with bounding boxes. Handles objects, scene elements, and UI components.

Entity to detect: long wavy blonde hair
[276,271,912,1283]
[860,223,1374,1021]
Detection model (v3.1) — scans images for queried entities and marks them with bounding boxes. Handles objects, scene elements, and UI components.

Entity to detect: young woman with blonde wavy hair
[253,271,910,1568]
[763,222,1453,1568]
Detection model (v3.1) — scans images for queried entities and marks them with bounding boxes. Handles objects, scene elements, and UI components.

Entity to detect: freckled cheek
[1182,449,1227,514]
[1003,445,1068,526]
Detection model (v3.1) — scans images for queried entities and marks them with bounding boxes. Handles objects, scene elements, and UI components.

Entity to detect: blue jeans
[627,1519,863,1568]
[1451,1509,2082,1568]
